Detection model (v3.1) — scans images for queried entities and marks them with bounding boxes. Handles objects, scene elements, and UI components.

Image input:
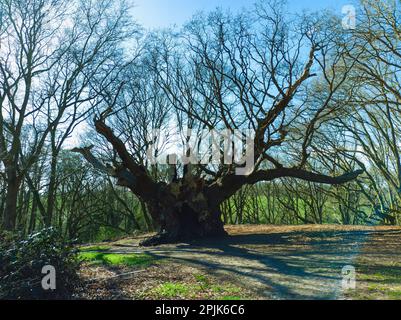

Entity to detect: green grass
[153,283,190,298]
[363,284,401,300]
[148,274,248,299]
[346,263,401,300]
[367,284,384,291]
[194,274,208,284]
[388,290,401,299]
[219,295,243,300]
[78,251,154,267]
[80,245,111,252]
[194,273,210,290]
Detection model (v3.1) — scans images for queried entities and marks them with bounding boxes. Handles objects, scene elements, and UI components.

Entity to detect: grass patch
[346,264,401,300]
[219,295,243,300]
[147,274,249,299]
[367,284,385,292]
[210,284,241,294]
[80,245,111,252]
[153,283,191,298]
[388,290,401,299]
[78,251,154,267]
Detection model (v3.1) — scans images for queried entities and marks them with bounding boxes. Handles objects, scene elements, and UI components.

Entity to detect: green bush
[0,228,81,300]
[91,226,125,243]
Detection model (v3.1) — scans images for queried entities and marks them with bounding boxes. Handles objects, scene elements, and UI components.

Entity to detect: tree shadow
[138,229,401,299]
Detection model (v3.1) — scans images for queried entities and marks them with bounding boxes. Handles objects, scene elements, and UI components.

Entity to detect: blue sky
[131,0,355,29]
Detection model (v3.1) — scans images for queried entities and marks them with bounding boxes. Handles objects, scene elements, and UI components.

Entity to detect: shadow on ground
[117,227,401,299]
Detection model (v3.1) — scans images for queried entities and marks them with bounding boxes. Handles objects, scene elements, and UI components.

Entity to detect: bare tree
[0,0,70,230]
[75,3,363,245]
[0,0,136,230]
[325,0,401,225]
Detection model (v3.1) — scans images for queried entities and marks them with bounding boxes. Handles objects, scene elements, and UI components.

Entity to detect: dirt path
[86,225,401,300]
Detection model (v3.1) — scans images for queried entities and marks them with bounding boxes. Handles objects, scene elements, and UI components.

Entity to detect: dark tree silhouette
[74,4,364,245]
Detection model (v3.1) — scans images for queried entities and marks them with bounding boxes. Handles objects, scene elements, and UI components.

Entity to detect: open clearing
[75,225,401,300]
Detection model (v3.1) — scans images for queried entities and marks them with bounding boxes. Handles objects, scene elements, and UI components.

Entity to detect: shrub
[0,228,81,300]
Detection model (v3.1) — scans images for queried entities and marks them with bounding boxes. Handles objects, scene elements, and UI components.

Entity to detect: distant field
[75,225,401,300]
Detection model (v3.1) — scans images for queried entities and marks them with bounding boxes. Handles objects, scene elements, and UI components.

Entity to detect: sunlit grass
[78,251,154,267]
[388,290,401,299]
[80,245,111,252]
[346,263,401,300]
[219,295,243,300]
[153,282,190,298]
[147,274,248,299]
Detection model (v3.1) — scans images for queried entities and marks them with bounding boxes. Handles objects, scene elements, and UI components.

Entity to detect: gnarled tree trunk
[140,176,227,246]
[143,201,226,246]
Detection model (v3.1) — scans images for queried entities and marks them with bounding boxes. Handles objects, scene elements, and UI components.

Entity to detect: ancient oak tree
[74,5,363,245]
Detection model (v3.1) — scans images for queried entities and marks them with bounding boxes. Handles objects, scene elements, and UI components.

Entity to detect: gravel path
[105,225,399,300]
